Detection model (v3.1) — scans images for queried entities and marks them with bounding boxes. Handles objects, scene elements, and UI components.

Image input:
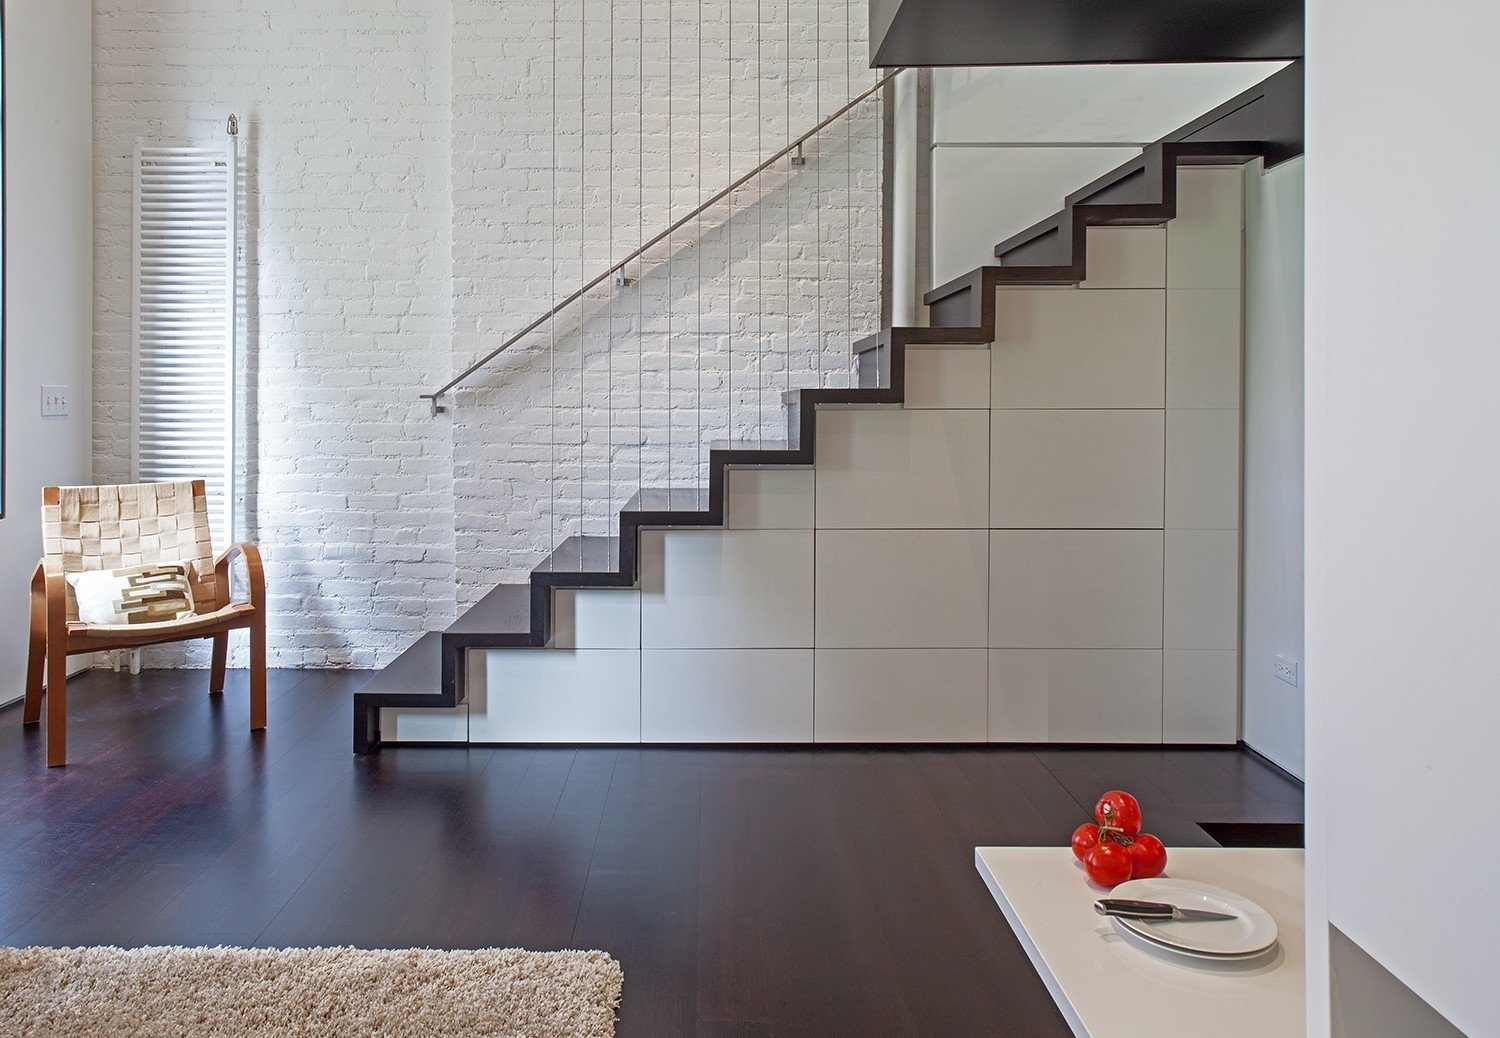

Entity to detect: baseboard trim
[0,654,99,710]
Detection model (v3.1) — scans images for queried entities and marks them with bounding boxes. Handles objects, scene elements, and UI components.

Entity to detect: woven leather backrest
[42,481,215,578]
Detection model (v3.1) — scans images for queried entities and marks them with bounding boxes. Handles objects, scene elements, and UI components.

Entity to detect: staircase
[354,62,1302,754]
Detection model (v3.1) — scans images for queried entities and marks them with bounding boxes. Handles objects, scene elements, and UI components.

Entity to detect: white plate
[1113,918,1278,962]
[1108,877,1278,958]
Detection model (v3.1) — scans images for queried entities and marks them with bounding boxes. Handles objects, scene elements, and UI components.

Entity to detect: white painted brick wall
[92,0,880,665]
[450,0,881,604]
[94,0,457,668]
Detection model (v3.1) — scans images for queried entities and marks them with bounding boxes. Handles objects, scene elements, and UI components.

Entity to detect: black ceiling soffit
[869,0,1304,67]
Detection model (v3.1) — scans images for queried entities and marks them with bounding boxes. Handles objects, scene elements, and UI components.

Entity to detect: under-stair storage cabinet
[984,169,1242,743]
[385,166,1244,749]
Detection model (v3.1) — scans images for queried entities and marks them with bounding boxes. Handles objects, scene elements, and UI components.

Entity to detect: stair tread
[358,631,442,695]
[446,582,531,636]
[623,487,711,513]
[534,535,621,575]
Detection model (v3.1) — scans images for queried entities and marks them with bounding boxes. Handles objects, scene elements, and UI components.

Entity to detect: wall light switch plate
[1273,653,1300,687]
[41,385,68,418]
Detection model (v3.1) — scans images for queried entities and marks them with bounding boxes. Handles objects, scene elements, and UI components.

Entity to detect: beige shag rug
[0,946,621,1038]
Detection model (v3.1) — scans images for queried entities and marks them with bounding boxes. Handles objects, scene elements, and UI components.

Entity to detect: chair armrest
[32,559,68,635]
[213,542,266,611]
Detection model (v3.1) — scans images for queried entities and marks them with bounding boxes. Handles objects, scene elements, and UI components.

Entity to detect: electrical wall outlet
[41,385,69,418]
[1273,653,1300,687]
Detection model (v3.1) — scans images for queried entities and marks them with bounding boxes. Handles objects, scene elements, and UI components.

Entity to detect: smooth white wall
[0,0,94,704]
[1241,156,1304,778]
[1306,1,1500,1033]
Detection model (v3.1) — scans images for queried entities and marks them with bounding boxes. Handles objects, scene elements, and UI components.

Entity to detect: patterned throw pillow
[66,563,197,626]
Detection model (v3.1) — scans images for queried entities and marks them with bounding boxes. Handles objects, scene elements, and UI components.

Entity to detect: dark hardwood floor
[0,668,1302,1037]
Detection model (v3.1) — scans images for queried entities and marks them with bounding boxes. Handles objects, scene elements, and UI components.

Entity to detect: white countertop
[974,846,1305,1038]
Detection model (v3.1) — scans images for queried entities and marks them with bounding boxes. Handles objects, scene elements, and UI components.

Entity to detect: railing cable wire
[845,0,854,389]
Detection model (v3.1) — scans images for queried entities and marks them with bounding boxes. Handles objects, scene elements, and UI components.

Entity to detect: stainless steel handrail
[422,68,903,407]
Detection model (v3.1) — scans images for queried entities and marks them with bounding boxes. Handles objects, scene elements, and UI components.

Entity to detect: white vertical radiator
[131,122,238,545]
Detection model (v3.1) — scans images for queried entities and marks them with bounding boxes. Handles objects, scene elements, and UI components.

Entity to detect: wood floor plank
[952,750,1085,846]
[570,750,703,1037]
[748,751,922,1038]
[840,752,1068,1036]
[693,758,770,1034]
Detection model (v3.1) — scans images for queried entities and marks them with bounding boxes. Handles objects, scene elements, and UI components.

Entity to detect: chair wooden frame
[22,480,266,766]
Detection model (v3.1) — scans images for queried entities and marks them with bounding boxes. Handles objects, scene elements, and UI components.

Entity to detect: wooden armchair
[23,480,266,766]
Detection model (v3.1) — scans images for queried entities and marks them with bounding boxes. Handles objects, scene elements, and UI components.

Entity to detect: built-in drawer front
[641,649,813,743]
[991,288,1165,409]
[1164,529,1239,651]
[1166,409,1241,531]
[815,529,989,648]
[988,648,1163,743]
[468,649,641,743]
[1164,649,1238,744]
[640,529,814,648]
[815,408,990,529]
[1167,167,1243,290]
[903,347,991,409]
[725,467,815,530]
[379,705,468,743]
[550,589,641,649]
[991,409,1165,529]
[989,529,1164,649]
[814,648,988,742]
[1167,288,1241,409]
[1078,226,1166,289]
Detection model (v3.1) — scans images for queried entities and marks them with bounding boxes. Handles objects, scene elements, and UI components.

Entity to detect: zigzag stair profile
[354,63,1303,753]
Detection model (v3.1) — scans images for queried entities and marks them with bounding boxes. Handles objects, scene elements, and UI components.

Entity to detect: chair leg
[46,644,68,767]
[24,628,45,727]
[249,615,267,731]
[209,632,229,694]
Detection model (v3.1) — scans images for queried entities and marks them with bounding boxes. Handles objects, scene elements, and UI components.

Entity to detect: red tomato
[1127,833,1167,879]
[1083,841,1133,887]
[1094,790,1143,837]
[1071,823,1101,861]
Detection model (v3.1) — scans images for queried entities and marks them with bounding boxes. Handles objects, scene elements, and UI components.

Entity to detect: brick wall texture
[93,0,880,667]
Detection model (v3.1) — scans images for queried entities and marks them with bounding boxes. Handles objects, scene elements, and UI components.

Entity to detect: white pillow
[66,563,197,626]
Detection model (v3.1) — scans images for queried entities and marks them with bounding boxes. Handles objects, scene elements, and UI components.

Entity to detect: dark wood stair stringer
[353,136,1286,754]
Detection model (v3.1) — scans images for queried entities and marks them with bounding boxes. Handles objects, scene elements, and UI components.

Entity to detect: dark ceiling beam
[869,0,1304,68]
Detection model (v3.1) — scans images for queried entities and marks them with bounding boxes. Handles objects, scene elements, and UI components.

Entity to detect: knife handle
[1094,898,1175,919]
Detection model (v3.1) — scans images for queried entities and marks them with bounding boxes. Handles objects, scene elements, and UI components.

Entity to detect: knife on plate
[1093,898,1238,922]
